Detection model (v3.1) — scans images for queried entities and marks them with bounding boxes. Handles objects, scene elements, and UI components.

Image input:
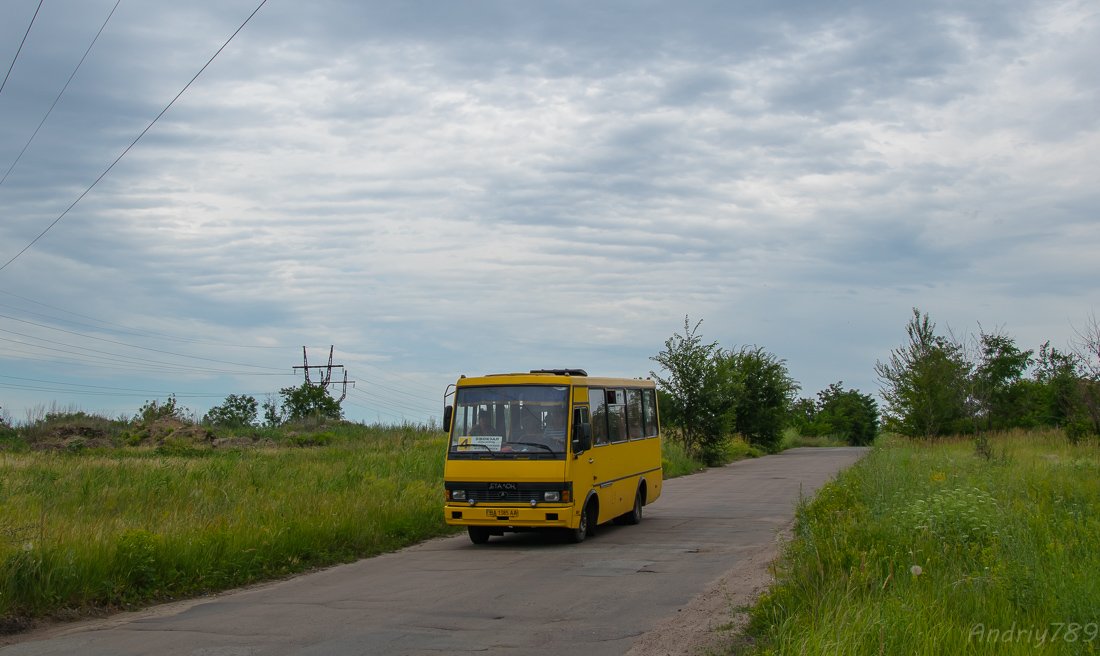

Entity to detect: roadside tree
[970,329,1034,431]
[649,317,731,461]
[279,382,343,422]
[721,346,799,451]
[875,309,970,438]
[1030,341,1085,434]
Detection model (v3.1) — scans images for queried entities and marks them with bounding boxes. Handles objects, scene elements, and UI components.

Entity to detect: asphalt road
[2,447,867,656]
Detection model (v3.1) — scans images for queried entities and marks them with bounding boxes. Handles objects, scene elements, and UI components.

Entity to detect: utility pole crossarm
[292,346,350,396]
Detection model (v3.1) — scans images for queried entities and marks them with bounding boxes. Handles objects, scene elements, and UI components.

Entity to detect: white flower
[22,541,34,552]
[910,565,923,577]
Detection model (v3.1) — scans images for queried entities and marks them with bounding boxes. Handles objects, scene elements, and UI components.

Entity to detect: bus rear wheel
[468,526,491,544]
[615,489,643,525]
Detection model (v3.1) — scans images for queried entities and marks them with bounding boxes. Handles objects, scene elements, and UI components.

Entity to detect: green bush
[792,383,879,446]
[278,383,342,422]
[137,395,186,424]
[203,394,258,428]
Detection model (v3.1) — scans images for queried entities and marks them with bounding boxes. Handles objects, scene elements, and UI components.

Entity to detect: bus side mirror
[443,405,453,432]
[572,422,592,453]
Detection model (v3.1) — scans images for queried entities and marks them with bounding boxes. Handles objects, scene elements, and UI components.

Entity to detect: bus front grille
[469,490,541,503]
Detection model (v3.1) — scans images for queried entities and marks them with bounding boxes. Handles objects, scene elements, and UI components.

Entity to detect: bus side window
[626,389,644,440]
[607,389,627,443]
[590,388,610,446]
[643,389,659,437]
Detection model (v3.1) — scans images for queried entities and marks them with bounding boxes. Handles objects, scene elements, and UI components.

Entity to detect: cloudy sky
[0,0,1097,424]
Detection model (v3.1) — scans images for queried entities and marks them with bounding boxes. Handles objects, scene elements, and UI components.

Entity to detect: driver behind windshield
[542,408,566,450]
[470,408,495,436]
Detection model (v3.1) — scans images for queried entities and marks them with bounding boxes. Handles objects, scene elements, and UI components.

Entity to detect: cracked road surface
[2,447,866,656]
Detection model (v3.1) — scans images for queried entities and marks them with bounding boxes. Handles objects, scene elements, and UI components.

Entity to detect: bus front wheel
[468,526,491,544]
[568,503,591,543]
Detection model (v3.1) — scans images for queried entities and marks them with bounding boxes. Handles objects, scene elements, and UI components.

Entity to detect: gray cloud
[0,0,1097,421]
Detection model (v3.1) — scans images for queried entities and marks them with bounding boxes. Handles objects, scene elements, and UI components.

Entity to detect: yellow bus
[442,369,662,544]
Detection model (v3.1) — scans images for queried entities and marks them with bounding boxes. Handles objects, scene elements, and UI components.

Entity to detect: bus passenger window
[607,389,627,443]
[643,389,659,437]
[626,389,644,440]
[590,388,610,446]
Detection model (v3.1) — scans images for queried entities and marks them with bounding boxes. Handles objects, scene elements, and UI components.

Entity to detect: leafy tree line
[876,308,1100,441]
[650,317,878,462]
[203,382,343,429]
[788,382,879,447]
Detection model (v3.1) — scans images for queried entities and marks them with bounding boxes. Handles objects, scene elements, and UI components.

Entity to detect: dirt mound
[174,424,213,443]
[77,437,114,450]
[47,424,108,442]
[147,417,187,440]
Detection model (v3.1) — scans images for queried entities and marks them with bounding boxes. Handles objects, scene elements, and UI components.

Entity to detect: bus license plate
[487,509,519,517]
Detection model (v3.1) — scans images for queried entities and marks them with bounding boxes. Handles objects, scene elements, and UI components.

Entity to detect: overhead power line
[334,348,443,396]
[0,313,284,371]
[0,288,294,349]
[346,387,436,416]
[0,343,286,377]
[0,329,291,377]
[0,382,239,399]
[0,0,42,97]
[341,397,425,424]
[0,0,269,274]
[0,0,121,189]
[0,373,264,398]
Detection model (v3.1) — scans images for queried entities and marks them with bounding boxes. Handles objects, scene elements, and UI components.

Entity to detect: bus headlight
[452,490,466,501]
[543,491,560,502]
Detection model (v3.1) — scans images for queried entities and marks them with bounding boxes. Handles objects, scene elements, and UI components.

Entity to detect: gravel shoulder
[625,528,785,656]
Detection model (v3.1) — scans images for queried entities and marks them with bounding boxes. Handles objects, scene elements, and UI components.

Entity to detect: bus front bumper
[444,503,575,528]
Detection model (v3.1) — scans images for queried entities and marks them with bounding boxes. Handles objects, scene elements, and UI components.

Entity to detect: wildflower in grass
[911,565,923,576]
[22,541,33,552]
[899,486,999,543]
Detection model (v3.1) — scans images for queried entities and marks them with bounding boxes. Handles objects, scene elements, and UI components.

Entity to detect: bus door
[585,386,623,522]
[569,390,597,525]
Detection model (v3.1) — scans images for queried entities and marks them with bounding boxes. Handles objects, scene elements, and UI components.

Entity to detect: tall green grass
[734,430,1100,655]
[662,438,709,478]
[777,427,854,450]
[0,427,452,618]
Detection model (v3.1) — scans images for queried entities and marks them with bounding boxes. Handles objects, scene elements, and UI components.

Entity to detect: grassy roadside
[724,430,1100,655]
[661,433,769,478]
[0,425,452,625]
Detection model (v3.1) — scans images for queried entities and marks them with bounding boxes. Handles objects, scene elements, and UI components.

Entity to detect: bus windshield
[450,385,569,456]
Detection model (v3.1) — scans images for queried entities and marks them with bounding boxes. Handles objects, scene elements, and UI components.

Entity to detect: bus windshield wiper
[509,442,556,453]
